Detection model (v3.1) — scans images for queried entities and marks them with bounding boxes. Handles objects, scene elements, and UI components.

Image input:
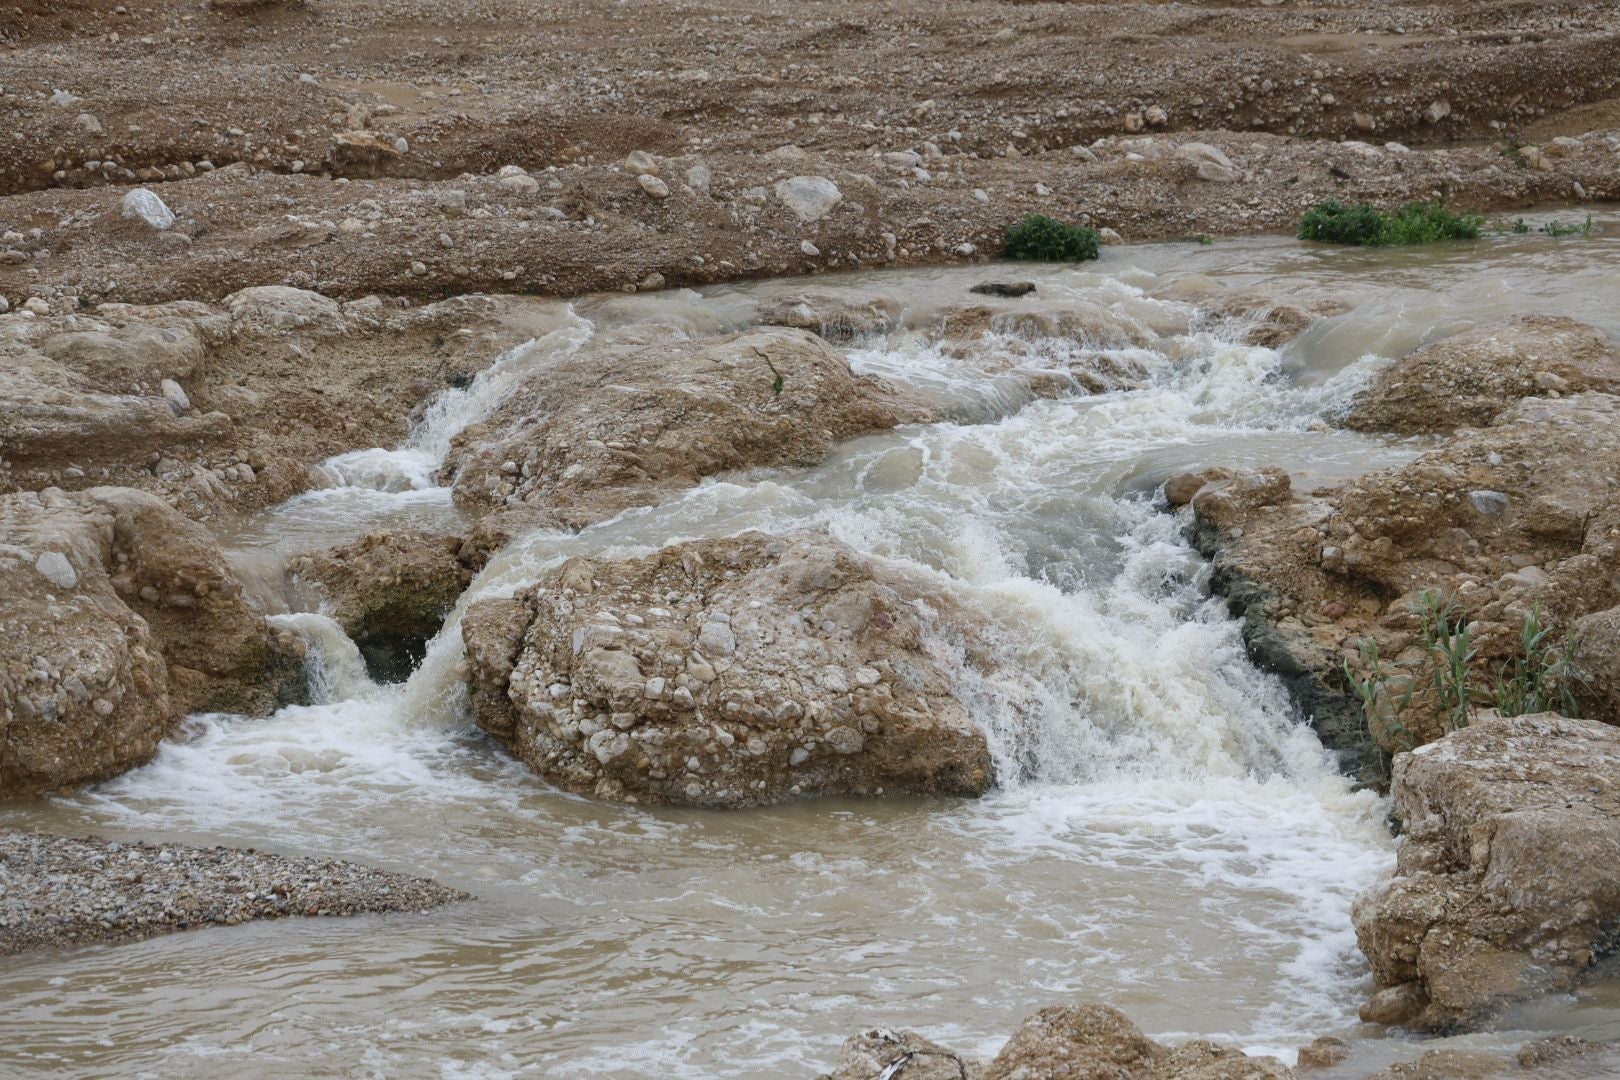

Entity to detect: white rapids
[9,218,1620,1080]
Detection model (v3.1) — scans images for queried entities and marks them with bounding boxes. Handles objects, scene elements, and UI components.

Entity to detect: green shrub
[1298,200,1389,246]
[1004,214,1100,261]
[1298,200,1482,247]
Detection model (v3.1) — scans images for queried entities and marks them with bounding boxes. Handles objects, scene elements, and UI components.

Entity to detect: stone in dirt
[0,487,305,798]
[1351,713,1620,1032]
[290,529,474,683]
[1343,316,1620,435]
[460,532,995,807]
[442,326,931,529]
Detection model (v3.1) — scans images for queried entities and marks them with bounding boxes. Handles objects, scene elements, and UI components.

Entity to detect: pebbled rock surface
[1343,316,1620,435]
[1173,380,1620,759]
[461,532,995,807]
[290,529,475,683]
[818,1002,1292,1080]
[0,830,467,956]
[0,486,303,797]
[443,326,930,529]
[1351,713,1620,1032]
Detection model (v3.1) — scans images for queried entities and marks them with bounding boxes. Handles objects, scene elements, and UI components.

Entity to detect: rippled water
[8,214,1620,1079]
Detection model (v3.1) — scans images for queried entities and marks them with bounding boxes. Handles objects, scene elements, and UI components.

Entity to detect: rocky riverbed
[4,0,1620,1076]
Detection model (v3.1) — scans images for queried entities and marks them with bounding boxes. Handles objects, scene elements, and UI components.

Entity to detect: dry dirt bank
[4,0,1620,310]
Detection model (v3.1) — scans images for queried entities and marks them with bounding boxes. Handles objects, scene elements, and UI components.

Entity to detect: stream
[7,216,1620,1078]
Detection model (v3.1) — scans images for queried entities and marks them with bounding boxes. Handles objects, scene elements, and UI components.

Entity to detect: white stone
[35,551,77,590]
[160,378,190,413]
[637,174,671,199]
[121,188,175,230]
[774,175,842,223]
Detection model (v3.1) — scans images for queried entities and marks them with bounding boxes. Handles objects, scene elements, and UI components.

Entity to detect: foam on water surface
[14,223,1620,1079]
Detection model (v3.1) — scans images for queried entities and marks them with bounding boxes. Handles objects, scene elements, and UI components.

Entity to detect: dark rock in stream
[968,281,1037,298]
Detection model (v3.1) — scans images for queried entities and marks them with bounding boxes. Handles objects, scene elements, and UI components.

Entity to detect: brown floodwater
[6,212,1620,1078]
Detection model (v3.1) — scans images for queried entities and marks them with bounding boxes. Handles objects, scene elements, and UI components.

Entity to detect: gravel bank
[0,830,468,956]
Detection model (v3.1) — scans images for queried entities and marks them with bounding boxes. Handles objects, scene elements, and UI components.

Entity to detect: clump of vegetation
[1004,214,1101,262]
[1298,200,1483,246]
[1344,593,1583,755]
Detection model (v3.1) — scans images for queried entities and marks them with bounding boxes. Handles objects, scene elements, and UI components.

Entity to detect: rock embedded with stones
[443,326,930,529]
[290,529,474,683]
[460,532,996,807]
[1351,713,1620,1031]
[1,487,304,797]
[1344,317,1620,434]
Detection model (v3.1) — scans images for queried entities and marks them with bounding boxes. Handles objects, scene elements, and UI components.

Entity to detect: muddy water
[8,215,1620,1079]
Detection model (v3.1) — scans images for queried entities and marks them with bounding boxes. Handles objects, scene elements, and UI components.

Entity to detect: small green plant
[1414,590,1475,733]
[753,347,785,395]
[1004,214,1101,262]
[1344,595,1585,756]
[1511,218,1532,234]
[1503,139,1526,165]
[1492,604,1584,718]
[1539,214,1595,238]
[1298,200,1482,247]
[1343,638,1416,754]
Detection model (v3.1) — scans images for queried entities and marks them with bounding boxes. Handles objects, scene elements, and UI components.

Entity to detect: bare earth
[3,0,1620,310]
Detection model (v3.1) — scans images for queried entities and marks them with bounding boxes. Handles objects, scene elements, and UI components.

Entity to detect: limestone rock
[821,1002,1294,1080]
[224,286,347,336]
[774,175,843,223]
[1351,714,1620,1031]
[460,532,994,807]
[290,529,473,682]
[757,291,901,342]
[1345,317,1620,434]
[818,1029,980,1080]
[0,487,301,797]
[1179,390,1620,758]
[443,327,930,528]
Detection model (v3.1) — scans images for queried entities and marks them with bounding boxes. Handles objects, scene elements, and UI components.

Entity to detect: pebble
[637,174,671,199]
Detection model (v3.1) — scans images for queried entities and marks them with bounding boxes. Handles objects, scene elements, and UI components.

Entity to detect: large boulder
[1351,714,1620,1031]
[1343,316,1620,435]
[0,487,302,797]
[1175,392,1620,758]
[442,327,930,529]
[460,532,994,807]
[290,529,474,682]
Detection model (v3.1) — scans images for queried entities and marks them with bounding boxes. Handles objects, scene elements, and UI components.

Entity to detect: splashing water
[14,223,1620,1079]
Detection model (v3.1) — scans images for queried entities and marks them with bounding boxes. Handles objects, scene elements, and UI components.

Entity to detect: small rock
[969,282,1036,298]
[160,379,191,414]
[800,239,821,257]
[774,175,843,223]
[637,174,671,199]
[121,188,175,230]
[35,551,78,590]
[624,150,659,176]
